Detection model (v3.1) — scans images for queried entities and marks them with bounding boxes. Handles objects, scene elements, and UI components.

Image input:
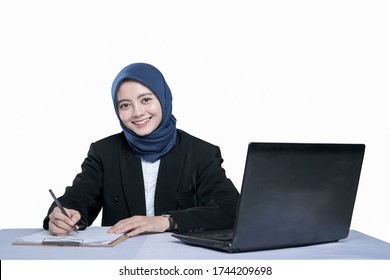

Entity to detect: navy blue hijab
[111,63,177,162]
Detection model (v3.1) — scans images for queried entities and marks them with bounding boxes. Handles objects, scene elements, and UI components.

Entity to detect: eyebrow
[117,92,154,105]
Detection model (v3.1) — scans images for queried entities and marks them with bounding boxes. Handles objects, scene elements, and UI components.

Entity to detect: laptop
[172,142,365,253]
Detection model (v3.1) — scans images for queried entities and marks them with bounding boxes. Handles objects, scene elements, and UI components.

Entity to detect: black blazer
[43,129,239,233]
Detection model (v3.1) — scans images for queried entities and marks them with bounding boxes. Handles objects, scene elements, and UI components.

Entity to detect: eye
[118,102,131,110]
[142,97,152,103]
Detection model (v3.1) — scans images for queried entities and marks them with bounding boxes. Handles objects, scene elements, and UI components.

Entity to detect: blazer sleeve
[167,145,239,233]
[42,143,103,230]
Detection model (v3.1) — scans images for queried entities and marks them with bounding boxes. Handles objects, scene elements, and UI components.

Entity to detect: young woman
[44,63,239,237]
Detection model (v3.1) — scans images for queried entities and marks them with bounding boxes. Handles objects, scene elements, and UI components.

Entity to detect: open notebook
[13,226,127,247]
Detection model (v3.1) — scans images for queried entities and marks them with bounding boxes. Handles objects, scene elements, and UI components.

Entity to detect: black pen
[49,189,78,233]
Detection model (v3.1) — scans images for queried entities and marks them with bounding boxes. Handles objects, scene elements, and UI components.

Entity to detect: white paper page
[16,227,124,245]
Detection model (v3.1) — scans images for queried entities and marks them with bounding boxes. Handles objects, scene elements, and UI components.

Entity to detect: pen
[49,189,78,233]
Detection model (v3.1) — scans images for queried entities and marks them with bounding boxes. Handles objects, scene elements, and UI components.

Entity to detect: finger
[66,209,81,225]
[110,221,139,234]
[125,217,162,237]
[125,219,162,237]
[108,216,140,233]
[108,221,124,233]
[50,216,75,232]
[51,207,76,226]
[48,220,72,236]
[126,226,146,237]
[50,208,79,232]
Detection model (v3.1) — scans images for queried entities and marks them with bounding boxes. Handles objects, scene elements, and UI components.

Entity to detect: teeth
[134,118,150,125]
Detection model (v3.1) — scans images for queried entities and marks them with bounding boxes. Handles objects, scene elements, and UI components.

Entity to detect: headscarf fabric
[111,63,177,162]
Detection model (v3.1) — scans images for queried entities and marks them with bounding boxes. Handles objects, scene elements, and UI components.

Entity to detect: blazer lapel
[154,144,184,215]
[120,150,147,216]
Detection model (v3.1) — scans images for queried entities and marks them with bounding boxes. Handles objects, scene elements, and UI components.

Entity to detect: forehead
[117,80,156,99]
[118,80,153,93]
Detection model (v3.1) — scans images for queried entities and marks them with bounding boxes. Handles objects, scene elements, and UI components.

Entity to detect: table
[1,228,390,260]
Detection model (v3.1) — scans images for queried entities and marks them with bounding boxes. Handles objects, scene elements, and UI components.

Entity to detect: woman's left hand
[108,215,170,237]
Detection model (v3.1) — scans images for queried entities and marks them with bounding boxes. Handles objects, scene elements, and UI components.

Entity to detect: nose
[132,103,145,118]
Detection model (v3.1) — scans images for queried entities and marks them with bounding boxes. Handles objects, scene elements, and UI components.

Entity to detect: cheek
[119,111,130,123]
[151,104,163,118]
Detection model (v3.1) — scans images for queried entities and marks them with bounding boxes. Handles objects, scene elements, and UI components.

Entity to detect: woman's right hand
[48,207,81,236]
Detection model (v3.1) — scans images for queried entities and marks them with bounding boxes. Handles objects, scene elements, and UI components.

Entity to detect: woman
[43,63,239,237]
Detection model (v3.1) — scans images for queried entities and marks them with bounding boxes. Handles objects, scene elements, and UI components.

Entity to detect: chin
[134,130,153,137]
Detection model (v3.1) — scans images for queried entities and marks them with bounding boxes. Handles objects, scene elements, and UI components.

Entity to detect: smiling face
[117,80,163,136]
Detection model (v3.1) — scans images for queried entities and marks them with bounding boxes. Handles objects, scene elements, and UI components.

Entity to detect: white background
[1,0,389,246]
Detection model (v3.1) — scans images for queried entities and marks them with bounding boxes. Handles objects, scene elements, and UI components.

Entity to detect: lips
[133,117,151,125]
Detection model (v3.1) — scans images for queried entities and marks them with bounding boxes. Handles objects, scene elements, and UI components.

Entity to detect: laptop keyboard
[187,229,233,241]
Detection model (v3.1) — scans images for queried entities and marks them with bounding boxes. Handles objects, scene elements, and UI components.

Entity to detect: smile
[133,117,152,125]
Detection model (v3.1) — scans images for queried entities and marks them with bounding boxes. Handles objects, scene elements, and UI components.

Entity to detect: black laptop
[172,142,365,253]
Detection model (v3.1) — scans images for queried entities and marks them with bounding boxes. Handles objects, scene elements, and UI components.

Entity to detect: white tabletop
[1,228,390,260]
